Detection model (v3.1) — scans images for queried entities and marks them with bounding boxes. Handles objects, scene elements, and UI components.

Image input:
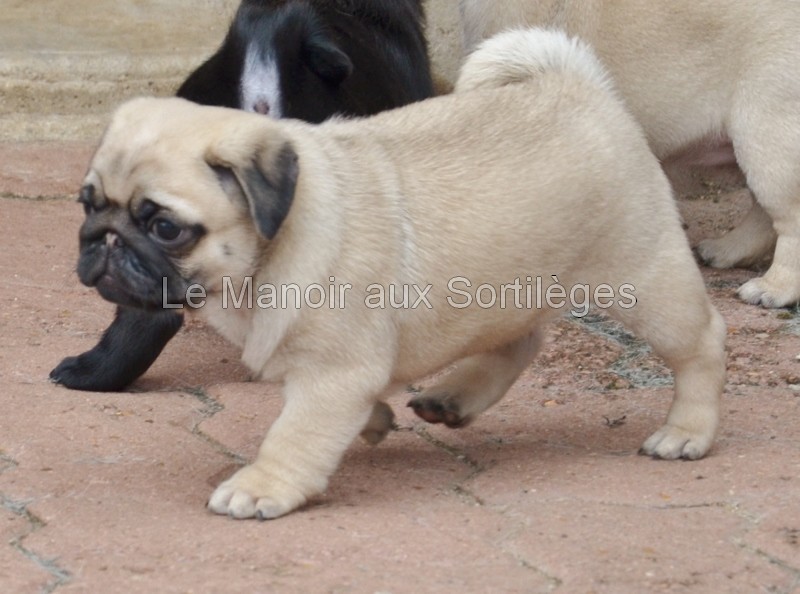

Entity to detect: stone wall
[0,0,463,141]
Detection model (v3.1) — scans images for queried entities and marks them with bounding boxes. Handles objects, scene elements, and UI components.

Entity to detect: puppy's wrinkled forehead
[85,97,254,221]
[85,99,198,206]
[84,96,299,238]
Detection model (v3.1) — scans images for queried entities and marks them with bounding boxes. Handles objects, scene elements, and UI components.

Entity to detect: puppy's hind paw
[407,394,471,428]
[695,238,741,269]
[639,425,713,461]
[207,464,306,520]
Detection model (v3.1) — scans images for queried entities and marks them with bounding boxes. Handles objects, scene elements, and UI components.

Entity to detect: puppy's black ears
[304,32,353,85]
[209,142,299,240]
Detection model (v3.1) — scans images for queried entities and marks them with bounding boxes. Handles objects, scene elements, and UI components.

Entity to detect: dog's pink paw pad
[407,396,470,428]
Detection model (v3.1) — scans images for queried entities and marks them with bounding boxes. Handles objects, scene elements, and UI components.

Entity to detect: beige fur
[86,29,726,520]
[461,0,800,307]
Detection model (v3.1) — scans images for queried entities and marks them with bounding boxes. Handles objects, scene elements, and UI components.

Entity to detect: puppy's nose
[253,100,270,115]
[105,232,122,248]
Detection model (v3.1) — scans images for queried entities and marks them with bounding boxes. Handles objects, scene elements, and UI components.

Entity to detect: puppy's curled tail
[455,27,615,95]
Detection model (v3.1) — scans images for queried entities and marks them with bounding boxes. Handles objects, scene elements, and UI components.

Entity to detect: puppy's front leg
[359,401,395,445]
[208,366,387,520]
[50,307,183,391]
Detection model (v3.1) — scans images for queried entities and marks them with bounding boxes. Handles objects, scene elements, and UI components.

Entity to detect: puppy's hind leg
[408,328,544,428]
[695,199,777,269]
[608,253,726,460]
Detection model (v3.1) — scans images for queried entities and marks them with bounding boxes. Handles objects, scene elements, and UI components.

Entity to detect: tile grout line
[0,455,72,593]
[181,386,249,465]
[401,427,565,589]
[0,192,74,202]
[725,501,800,590]
[407,424,487,506]
[736,541,800,592]
[493,518,565,594]
[504,548,564,593]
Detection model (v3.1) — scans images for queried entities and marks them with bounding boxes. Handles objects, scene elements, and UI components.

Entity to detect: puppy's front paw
[407,393,471,428]
[737,276,800,308]
[639,424,713,461]
[359,401,395,445]
[208,464,307,520]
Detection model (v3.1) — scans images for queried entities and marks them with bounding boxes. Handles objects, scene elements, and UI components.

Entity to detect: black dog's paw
[50,352,126,392]
[49,356,79,385]
[50,308,184,393]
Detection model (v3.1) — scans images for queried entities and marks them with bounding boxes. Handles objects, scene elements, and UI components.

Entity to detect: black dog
[51,0,434,391]
[178,0,433,121]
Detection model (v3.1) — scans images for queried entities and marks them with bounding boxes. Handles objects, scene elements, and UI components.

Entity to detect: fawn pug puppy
[51,0,435,393]
[71,29,725,520]
[460,0,800,307]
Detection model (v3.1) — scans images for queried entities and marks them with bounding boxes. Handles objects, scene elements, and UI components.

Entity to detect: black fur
[51,0,433,392]
[177,0,434,121]
[240,145,300,239]
[74,194,199,309]
[50,185,203,390]
[50,308,184,392]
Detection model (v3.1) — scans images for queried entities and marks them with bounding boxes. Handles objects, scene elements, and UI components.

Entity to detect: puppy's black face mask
[75,185,205,311]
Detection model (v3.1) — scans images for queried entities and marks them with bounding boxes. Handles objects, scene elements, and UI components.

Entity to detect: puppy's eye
[150,218,184,243]
[78,184,98,215]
